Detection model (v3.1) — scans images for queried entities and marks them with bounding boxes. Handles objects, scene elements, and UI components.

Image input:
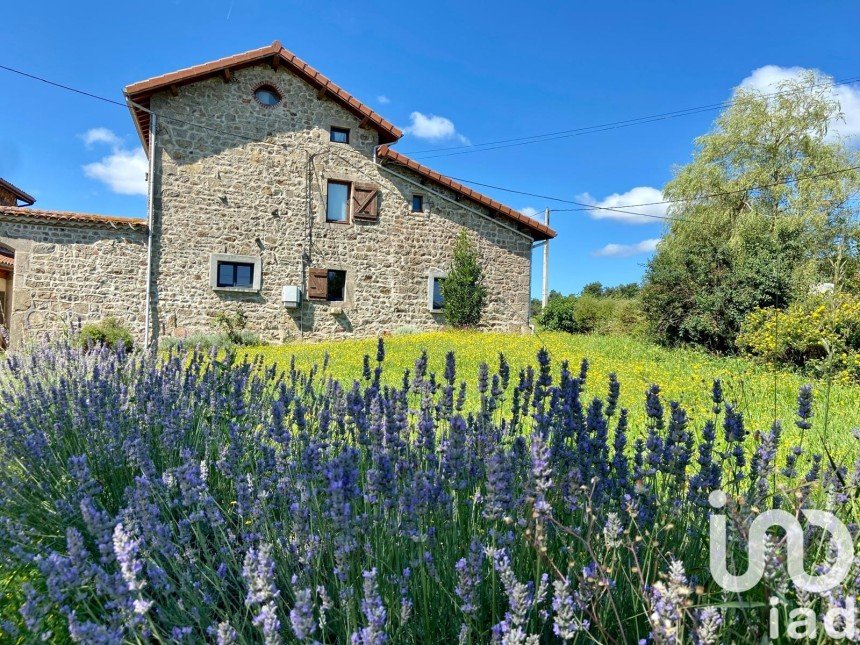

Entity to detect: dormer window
[254,85,281,107]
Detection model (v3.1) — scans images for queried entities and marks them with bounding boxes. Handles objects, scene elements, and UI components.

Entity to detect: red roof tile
[0,206,147,230]
[376,146,556,241]
[0,178,35,206]
[0,255,13,269]
[125,41,401,147]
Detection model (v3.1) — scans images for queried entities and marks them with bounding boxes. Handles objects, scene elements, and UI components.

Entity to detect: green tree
[643,71,860,352]
[442,231,487,327]
[581,281,604,298]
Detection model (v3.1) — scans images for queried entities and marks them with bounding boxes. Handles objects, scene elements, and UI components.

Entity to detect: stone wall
[0,186,18,207]
[150,64,534,342]
[0,218,148,344]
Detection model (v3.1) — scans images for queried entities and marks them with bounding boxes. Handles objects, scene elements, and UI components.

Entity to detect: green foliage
[581,281,641,299]
[160,330,265,351]
[160,308,265,350]
[538,294,644,336]
[78,317,133,352]
[581,281,604,298]
[738,294,860,382]
[441,231,487,327]
[214,308,248,345]
[643,70,860,352]
[537,295,578,333]
[529,297,543,319]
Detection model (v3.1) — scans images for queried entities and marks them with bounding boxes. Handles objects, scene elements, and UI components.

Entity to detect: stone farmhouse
[0,41,556,345]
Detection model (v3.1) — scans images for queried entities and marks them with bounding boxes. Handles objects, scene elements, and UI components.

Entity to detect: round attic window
[254,85,281,106]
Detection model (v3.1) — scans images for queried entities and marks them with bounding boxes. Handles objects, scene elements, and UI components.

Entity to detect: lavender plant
[0,338,856,643]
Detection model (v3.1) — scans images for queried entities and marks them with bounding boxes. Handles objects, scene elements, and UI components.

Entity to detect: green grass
[246,330,860,457]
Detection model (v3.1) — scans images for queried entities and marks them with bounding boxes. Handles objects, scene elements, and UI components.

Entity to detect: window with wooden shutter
[352,183,379,221]
[307,268,328,299]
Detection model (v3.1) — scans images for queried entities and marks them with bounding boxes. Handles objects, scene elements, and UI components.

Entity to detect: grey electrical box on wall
[281,285,301,308]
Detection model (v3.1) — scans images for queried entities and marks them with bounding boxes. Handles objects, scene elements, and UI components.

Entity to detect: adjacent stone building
[0,41,555,345]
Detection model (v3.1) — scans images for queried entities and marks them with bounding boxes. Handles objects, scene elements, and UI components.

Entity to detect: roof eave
[376,146,557,241]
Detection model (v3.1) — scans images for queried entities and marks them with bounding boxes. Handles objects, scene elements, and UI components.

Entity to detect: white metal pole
[541,208,550,308]
[143,113,157,349]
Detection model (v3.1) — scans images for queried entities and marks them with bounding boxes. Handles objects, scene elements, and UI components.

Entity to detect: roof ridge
[125,41,401,147]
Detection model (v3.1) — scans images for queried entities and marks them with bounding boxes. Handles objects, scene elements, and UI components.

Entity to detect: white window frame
[427,270,447,313]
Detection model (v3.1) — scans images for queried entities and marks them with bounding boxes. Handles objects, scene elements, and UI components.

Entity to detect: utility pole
[541,207,550,308]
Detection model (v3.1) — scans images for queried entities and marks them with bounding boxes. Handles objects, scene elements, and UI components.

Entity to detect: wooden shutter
[307,268,328,300]
[352,183,379,221]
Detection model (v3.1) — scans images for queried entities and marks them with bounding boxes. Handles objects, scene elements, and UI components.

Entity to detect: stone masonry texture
[0,59,537,346]
[150,64,534,342]
[0,219,147,345]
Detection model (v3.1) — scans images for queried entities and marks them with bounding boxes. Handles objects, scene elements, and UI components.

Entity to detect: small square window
[330,127,350,144]
[430,275,445,311]
[217,261,255,288]
[327,181,350,222]
[327,270,346,301]
[411,194,424,212]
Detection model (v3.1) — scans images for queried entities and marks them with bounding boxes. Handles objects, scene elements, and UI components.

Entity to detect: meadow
[249,330,860,456]
[0,332,857,643]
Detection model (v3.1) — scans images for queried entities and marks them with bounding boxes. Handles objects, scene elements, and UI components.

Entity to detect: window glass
[412,195,424,212]
[432,277,445,310]
[327,181,350,222]
[235,263,253,287]
[217,262,254,288]
[330,127,350,143]
[327,270,346,301]
[218,263,234,287]
[254,86,281,106]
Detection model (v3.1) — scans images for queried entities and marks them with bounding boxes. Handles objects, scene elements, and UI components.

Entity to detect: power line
[402,75,860,160]
[2,62,858,227]
[546,165,860,213]
[0,63,282,147]
[0,61,688,224]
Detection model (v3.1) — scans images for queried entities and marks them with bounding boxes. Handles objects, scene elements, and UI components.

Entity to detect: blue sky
[2,1,859,296]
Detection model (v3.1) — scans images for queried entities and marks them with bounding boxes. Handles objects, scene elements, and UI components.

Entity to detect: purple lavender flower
[552,577,589,641]
[694,606,722,645]
[289,587,316,642]
[454,540,485,618]
[351,568,387,645]
[796,384,813,431]
[606,373,620,418]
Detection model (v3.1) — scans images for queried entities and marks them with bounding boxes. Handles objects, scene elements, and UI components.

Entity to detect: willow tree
[642,71,860,352]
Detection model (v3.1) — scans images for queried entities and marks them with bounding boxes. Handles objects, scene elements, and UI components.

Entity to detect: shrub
[738,294,860,382]
[441,231,487,327]
[537,295,577,332]
[0,339,849,642]
[538,295,643,336]
[159,329,265,351]
[214,308,248,345]
[78,317,133,352]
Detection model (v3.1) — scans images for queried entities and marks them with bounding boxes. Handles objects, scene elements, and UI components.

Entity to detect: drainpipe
[143,113,157,349]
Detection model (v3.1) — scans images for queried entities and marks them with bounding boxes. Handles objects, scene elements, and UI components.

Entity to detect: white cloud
[81,127,122,148]
[80,128,147,196]
[377,95,390,105]
[593,238,661,258]
[403,111,469,144]
[520,206,541,219]
[739,65,860,141]
[576,186,668,224]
